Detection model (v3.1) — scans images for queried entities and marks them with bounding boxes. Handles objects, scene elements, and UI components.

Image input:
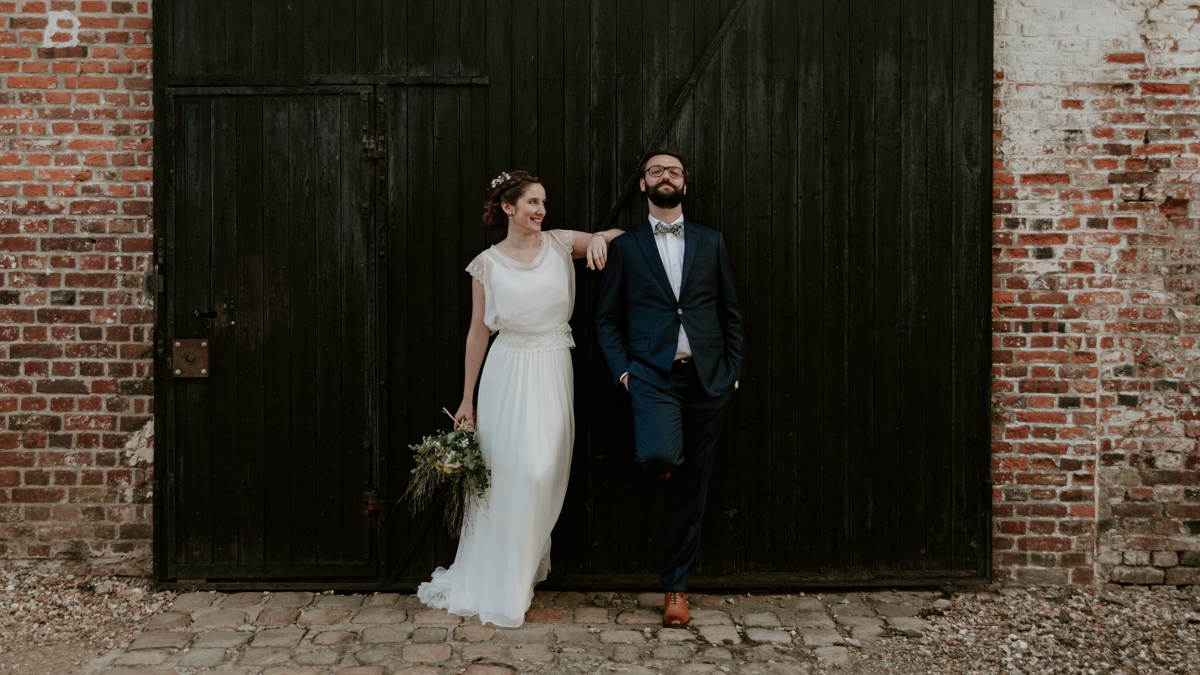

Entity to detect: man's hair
[639,149,691,187]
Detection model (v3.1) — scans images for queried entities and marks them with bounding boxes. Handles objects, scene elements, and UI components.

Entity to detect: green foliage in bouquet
[402,409,490,537]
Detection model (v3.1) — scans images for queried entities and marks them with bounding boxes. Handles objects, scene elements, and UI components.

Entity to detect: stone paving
[91,589,938,675]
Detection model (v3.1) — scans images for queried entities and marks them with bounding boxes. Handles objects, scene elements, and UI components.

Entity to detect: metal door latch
[172,339,210,378]
[361,134,387,160]
[364,490,384,515]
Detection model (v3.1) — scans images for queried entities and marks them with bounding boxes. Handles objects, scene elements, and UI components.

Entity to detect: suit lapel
[633,219,676,301]
[679,218,700,291]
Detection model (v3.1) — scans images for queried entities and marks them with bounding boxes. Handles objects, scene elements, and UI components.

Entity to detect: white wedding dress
[417,229,576,627]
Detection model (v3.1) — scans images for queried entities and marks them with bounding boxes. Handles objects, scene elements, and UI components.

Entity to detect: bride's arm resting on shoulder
[569,229,624,270]
[454,279,489,430]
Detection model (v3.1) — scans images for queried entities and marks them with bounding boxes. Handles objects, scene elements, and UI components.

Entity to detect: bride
[416,170,623,627]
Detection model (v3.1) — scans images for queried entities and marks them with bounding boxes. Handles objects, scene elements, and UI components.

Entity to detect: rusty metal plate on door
[172,339,210,378]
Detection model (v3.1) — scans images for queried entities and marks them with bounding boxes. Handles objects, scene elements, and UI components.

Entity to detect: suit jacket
[595,217,743,397]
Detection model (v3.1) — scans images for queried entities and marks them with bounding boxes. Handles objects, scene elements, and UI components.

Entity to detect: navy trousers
[628,358,732,592]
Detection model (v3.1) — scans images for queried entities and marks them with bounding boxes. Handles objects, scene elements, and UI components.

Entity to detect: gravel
[0,567,175,674]
[849,585,1200,675]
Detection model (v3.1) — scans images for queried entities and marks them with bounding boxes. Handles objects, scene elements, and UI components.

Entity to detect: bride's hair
[483,170,541,228]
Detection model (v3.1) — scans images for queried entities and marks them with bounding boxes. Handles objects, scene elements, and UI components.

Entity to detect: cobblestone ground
[86,589,940,675]
[81,586,1200,675]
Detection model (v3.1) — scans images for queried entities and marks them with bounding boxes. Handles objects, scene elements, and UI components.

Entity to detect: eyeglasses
[645,165,684,179]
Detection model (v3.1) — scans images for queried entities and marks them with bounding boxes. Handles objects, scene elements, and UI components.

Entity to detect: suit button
[677,309,683,315]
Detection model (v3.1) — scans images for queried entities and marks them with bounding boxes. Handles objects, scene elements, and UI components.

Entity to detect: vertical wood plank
[585,0,619,578]
[357,0,383,75]
[338,93,369,561]
[666,0,694,153]
[613,0,642,231]
[899,0,930,572]
[250,0,278,75]
[461,0,486,74]
[278,0,304,75]
[713,0,746,575]
[512,0,538,168]
[430,86,462,564]
[197,0,226,75]
[925,0,956,571]
[313,95,345,562]
[329,0,357,75]
[172,0,201,75]
[792,0,826,573]
[537,0,564,202]
[303,0,331,75]
[286,96,319,564]
[845,0,877,571]
[434,0,463,74]
[385,85,415,576]
[555,0,591,577]
[742,0,773,575]
[229,97,266,567]
[821,0,851,573]
[640,0,669,152]
[484,0,513,175]
[768,0,799,572]
[688,0,721,229]
[226,0,253,76]
[952,0,990,574]
[405,86,439,573]
[871,0,904,574]
[254,95,291,566]
[231,94,267,559]
[381,0,409,74]
[408,0,435,76]
[178,98,214,565]
[207,97,240,566]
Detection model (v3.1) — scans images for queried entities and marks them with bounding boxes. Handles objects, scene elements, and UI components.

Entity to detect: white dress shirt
[648,214,692,361]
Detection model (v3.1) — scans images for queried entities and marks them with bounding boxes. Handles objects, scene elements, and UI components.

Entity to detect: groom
[596,151,743,626]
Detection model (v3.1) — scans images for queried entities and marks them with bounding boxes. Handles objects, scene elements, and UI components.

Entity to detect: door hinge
[152,264,164,293]
[362,134,387,161]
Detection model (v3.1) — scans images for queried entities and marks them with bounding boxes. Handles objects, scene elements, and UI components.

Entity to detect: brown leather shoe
[658,471,672,482]
[663,591,689,626]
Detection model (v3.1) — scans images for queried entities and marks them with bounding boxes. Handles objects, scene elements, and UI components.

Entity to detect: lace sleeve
[465,252,487,283]
[549,229,575,254]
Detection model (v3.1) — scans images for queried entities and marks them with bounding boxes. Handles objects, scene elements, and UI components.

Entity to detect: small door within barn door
[164,88,380,581]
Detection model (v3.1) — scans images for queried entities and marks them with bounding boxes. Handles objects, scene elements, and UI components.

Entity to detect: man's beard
[646,182,684,209]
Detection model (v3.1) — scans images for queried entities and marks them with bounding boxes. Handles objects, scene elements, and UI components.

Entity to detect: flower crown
[489,172,512,190]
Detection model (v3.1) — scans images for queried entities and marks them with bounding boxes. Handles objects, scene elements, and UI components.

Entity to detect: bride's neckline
[491,231,547,270]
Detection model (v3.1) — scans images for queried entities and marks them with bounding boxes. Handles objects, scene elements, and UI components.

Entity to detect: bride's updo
[483,170,541,228]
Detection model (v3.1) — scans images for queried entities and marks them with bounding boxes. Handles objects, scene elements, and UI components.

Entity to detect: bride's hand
[585,232,608,270]
[453,400,476,431]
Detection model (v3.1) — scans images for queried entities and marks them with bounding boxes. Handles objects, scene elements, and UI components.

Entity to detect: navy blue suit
[596,218,743,591]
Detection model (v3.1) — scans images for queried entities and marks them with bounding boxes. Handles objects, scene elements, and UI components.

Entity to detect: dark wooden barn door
[155,0,993,589]
[161,89,380,581]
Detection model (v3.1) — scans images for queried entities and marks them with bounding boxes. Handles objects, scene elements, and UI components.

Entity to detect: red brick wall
[0,0,154,574]
[991,0,1200,586]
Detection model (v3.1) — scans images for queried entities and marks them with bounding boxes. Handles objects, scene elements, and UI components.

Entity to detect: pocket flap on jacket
[628,338,650,353]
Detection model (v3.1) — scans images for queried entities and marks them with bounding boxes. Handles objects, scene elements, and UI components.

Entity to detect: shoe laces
[667,592,684,606]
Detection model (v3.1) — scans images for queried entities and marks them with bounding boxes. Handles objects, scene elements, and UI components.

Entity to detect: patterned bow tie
[653,221,683,237]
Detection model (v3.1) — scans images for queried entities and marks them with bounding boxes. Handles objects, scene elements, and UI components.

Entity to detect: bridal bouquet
[402,408,490,537]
